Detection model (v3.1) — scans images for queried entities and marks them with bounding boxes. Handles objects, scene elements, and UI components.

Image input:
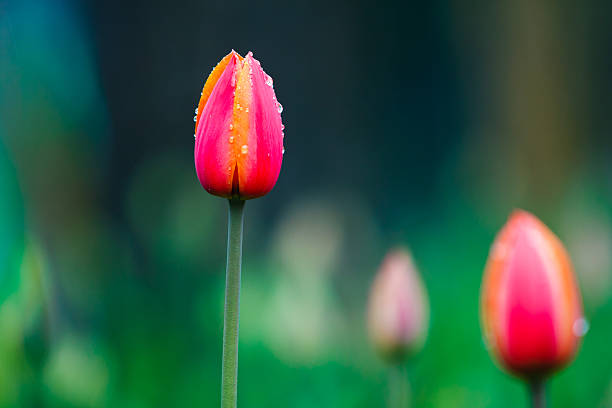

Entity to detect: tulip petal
[503,226,557,368]
[195,51,243,133]
[533,214,583,363]
[234,52,284,199]
[194,52,241,197]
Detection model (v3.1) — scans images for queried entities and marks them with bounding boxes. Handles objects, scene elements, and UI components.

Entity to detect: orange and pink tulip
[194,51,285,408]
[194,51,284,200]
[480,210,585,380]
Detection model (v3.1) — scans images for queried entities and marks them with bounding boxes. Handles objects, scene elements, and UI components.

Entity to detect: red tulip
[194,51,284,200]
[480,210,585,379]
[367,249,429,362]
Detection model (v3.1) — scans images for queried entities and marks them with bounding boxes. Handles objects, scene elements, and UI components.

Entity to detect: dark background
[1,0,611,406]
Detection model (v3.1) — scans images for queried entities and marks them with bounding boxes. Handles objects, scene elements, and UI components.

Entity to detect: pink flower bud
[367,249,429,362]
[480,210,585,379]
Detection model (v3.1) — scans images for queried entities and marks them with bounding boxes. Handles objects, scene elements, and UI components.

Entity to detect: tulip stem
[529,379,547,408]
[221,198,245,408]
[388,364,409,408]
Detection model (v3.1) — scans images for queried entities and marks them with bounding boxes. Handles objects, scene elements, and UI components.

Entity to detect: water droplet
[573,317,590,337]
[229,136,234,144]
[245,107,249,113]
[229,123,234,130]
[277,103,283,114]
[265,75,273,87]
[282,147,285,155]
[281,124,285,130]
[193,133,196,139]
[193,115,197,122]
[241,144,248,154]
[236,103,241,110]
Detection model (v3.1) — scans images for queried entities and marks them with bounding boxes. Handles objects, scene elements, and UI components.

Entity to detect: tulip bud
[194,51,284,200]
[367,249,429,362]
[480,210,585,380]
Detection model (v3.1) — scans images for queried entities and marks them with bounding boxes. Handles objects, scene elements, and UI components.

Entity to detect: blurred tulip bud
[480,210,585,380]
[367,249,429,362]
[194,50,284,200]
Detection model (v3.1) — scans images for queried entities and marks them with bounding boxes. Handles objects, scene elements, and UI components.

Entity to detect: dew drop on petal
[573,317,590,337]
[265,75,273,87]
[245,107,249,113]
[282,147,285,155]
[281,124,285,130]
[193,115,197,122]
[194,107,198,114]
[229,123,233,130]
[229,136,234,144]
[276,103,283,114]
[241,144,248,154]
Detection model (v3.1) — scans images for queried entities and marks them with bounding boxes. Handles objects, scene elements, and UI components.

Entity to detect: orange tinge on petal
[195,51,243,134]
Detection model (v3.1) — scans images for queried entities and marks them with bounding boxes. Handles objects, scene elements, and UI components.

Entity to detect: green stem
[221,199,245,408]
[529,379,547,408]
[388,364,409,408]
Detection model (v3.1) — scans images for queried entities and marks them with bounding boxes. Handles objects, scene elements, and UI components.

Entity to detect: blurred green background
[1,0,611,406]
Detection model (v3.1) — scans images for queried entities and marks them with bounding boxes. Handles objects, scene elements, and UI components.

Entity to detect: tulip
[480,210,585,407]
[194,50,284,200]
[367,248,429,408]
[368,249,429,360]
[193,51,284,408]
